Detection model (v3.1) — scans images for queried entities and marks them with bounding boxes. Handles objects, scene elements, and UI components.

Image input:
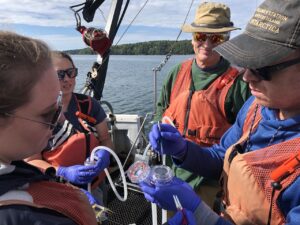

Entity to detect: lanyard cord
[245,104,259,152]
[245,104,282,152]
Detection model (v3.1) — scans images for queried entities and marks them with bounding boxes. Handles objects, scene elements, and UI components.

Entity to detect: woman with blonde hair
[0,31,98,225]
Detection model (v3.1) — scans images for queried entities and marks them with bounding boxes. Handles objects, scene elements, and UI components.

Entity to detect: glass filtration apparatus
[127,161,173,185]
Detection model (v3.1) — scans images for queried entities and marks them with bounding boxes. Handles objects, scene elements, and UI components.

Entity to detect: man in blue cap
[143,0,300,224]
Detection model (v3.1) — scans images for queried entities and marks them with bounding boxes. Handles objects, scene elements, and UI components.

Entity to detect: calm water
[73,55,191,116]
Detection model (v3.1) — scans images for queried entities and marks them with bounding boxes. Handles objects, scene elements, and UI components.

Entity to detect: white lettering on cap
[249,7,288,34]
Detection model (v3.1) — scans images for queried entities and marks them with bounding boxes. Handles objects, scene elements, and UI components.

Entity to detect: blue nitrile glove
[148,123,187,158]
[167,209,196,225]
[93,149,110,174]
[139,177,201,212]
[56,165,98,185]
[81,189,100,205]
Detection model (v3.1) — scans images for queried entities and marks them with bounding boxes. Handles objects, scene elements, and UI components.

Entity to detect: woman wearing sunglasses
[0,31,98,224]
[154,2,251,206]
[26,51,113,206]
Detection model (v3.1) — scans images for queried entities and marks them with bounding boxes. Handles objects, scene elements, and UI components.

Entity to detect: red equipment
[270,151,300,182]
[77,26,112,57]
[76,111,97,124]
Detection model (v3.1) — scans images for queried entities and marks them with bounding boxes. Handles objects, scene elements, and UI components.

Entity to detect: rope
[114,0,150,46]
[153,0,195,72]
[98,8,106,22]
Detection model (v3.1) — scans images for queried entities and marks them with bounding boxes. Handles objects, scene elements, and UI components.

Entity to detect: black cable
[70,2,85,9]
[267,182,282,225]
[115,0,130,35]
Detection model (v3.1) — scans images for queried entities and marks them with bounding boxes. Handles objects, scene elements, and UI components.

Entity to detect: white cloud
[0,0,264,49]
[31,34,86,50]
[1,0,264,28]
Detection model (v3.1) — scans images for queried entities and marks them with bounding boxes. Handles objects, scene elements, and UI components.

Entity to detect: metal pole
[153,69,158,114]
[152,53,172,115]
[93,0,124,100]
[151,203,158,225]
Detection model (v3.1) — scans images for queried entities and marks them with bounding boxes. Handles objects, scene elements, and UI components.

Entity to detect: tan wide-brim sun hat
[182,2,240,33]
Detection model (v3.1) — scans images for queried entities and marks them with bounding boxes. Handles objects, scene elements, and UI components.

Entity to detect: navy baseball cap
[215,0,300,69]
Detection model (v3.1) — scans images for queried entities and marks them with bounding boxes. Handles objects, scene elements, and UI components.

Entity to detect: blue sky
[0,0,263,50]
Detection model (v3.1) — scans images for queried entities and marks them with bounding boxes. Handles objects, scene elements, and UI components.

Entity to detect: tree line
[65,40,194,55]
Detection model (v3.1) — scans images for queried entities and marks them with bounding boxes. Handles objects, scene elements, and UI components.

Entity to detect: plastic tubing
[143,143,152,158]
[89,146,128,202]
[161,116,175,128]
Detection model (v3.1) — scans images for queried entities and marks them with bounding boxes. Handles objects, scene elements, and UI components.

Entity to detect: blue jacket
[177,96,300,225]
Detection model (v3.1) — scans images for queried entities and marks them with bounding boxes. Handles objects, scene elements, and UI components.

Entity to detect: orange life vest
[163,59,239,146]
[42,94,105,188]
[0,181,97,225]
[221,101,300,225]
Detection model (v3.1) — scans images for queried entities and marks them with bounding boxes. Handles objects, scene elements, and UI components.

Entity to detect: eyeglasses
[57,68,78,80]
[249,57,300,81]
[5,92,63,130]
[192,32,229,45]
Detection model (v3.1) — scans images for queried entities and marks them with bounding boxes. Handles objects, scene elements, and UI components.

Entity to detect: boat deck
[106,186,162,225]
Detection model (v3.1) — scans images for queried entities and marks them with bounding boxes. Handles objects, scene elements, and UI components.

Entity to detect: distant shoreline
[65,40,193,55]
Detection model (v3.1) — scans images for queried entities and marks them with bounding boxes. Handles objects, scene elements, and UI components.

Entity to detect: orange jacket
[221,101,300,225]
[42,94,105,188]
[163,59,239,146]
[0,181,97,225]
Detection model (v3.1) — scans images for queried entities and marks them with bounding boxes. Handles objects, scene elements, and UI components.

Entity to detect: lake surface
[73,55,192,116]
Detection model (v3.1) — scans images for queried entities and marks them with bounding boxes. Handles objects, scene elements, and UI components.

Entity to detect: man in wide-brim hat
[154,2,251,207]
[182,1,239,33]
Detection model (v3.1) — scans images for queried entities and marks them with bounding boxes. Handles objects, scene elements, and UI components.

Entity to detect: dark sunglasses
[192,32,229,45]
[57,68,78,80]
[249,57,300,81]
[5,92,63,130]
